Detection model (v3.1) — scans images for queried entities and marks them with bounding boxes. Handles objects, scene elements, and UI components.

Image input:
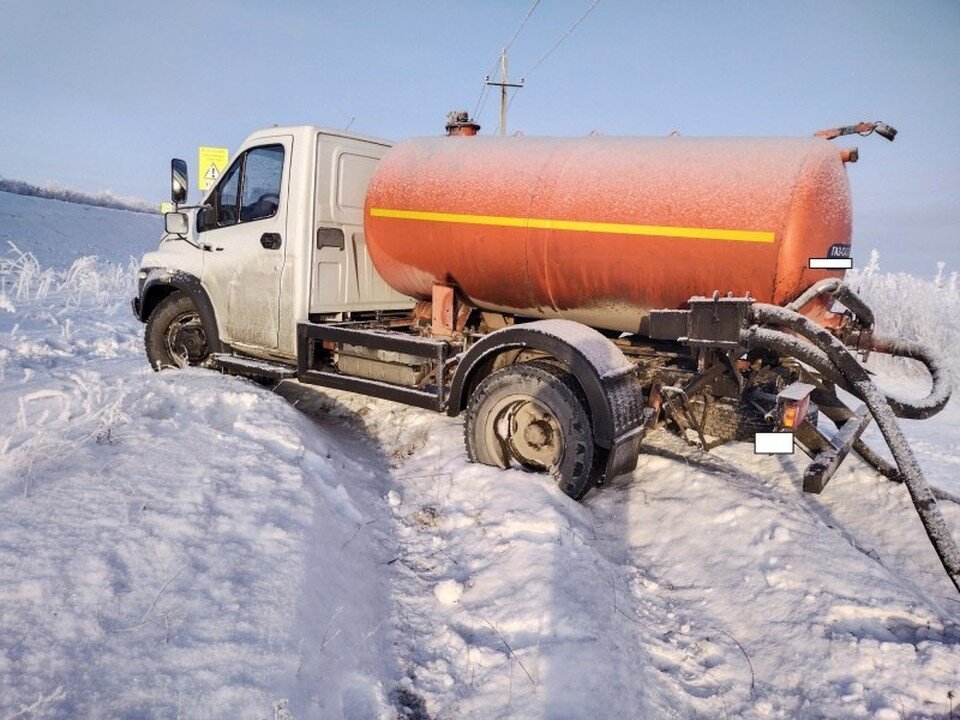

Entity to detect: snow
[1,192,959,718]
[0,179,158,216]
[432,580,463,605]
[0,190,160,269]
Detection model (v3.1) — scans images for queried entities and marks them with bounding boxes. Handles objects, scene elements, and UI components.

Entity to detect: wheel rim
[491,396,565,470]
[163,311,208,367]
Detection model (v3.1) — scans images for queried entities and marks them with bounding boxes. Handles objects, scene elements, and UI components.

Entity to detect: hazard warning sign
[197,147,229,191]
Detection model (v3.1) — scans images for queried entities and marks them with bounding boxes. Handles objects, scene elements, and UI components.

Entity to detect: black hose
[785,278,875,326]
[745,303,960,594]
[868,334,953,419]
[850,439,960,504]
[741,330,952,422]
[742,327,846,387]
[784,279,951,419]
[742,325,959,506]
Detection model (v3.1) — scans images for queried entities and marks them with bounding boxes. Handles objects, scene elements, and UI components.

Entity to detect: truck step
[211,353,297,380]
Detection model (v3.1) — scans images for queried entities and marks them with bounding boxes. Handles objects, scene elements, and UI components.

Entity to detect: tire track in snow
[318,396,760,718]
[322,390,960,719]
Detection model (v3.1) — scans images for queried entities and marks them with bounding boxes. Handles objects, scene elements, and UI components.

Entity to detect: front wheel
[464,362,605,499]
[144,291,211,370]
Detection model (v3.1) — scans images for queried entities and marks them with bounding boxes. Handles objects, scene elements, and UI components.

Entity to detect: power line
[495,0,603,133]
[475,80,494,120]
[524,0,603,79]
[472,55,502,120]
[472,0,542,122]
[504,0,541,52]
[472,77,492,120]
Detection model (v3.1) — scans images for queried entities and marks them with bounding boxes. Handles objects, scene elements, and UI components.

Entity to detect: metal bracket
[797,403,872,494]
[648,294,752,349]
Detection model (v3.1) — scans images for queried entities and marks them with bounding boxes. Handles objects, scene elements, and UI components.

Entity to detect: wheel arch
[448,320,645,458]
[138,269,224,354]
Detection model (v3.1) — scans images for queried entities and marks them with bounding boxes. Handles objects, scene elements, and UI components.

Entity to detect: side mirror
[171,158,188,205]
[164,211,189,235]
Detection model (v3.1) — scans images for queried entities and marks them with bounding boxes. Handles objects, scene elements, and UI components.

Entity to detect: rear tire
[145,291,211,370]
[464,361,604,500]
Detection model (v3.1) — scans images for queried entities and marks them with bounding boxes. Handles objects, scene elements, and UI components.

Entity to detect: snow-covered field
[1,190,959,719]
[0,190,160,270]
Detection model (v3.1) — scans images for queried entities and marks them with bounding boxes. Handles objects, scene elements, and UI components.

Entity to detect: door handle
[260,233,282,250]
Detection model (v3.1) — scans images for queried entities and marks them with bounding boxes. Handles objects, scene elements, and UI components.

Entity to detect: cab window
[216,161,241,226]
[241,146,283,222]
[199,144,284,232]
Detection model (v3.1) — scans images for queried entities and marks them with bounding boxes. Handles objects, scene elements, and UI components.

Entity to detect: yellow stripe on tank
[369,207,776,244]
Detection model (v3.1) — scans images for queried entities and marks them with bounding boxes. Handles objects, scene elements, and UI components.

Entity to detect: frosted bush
[0,176,157,214]
[846,250,959,377]
[0,242,136,307]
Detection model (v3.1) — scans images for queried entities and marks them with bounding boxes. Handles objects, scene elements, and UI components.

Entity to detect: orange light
[782,406,798,429]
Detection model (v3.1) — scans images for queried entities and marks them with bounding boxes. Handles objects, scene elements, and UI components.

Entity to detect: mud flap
[604,425,645,480]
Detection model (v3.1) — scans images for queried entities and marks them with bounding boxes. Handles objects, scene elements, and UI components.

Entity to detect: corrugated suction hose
[742,302,960,594]
[786,278,951,419]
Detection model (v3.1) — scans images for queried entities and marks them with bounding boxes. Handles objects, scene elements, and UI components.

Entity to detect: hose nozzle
[814,121,898,142]
[873,122,898,141]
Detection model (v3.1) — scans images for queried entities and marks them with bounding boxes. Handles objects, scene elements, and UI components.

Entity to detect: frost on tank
[365,134,854,331]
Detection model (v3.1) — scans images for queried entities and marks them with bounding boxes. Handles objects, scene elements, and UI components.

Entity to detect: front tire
[144,291,211,370]
[464,362,604,499]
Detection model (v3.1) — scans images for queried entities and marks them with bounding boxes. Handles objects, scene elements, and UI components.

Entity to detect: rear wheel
[145,291,211,370]
[464,362,604,499]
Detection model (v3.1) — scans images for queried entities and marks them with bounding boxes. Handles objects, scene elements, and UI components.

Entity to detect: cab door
[198,136,292,351]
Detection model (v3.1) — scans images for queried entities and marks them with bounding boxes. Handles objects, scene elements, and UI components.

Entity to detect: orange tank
[364,135,852,333]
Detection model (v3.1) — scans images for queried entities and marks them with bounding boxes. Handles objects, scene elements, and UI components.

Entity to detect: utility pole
[485,48,524,136]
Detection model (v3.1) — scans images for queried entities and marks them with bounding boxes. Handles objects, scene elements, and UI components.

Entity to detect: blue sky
[1,0,957,274]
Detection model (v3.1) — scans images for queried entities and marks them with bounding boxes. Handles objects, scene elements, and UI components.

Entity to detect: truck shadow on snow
[273,380,394,477]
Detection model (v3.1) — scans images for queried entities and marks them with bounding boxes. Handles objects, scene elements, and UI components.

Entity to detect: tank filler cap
[840,147,859,164]
[445,110,481,137]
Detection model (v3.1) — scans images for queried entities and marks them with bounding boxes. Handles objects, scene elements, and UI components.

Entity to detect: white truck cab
[135,125,412,366]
